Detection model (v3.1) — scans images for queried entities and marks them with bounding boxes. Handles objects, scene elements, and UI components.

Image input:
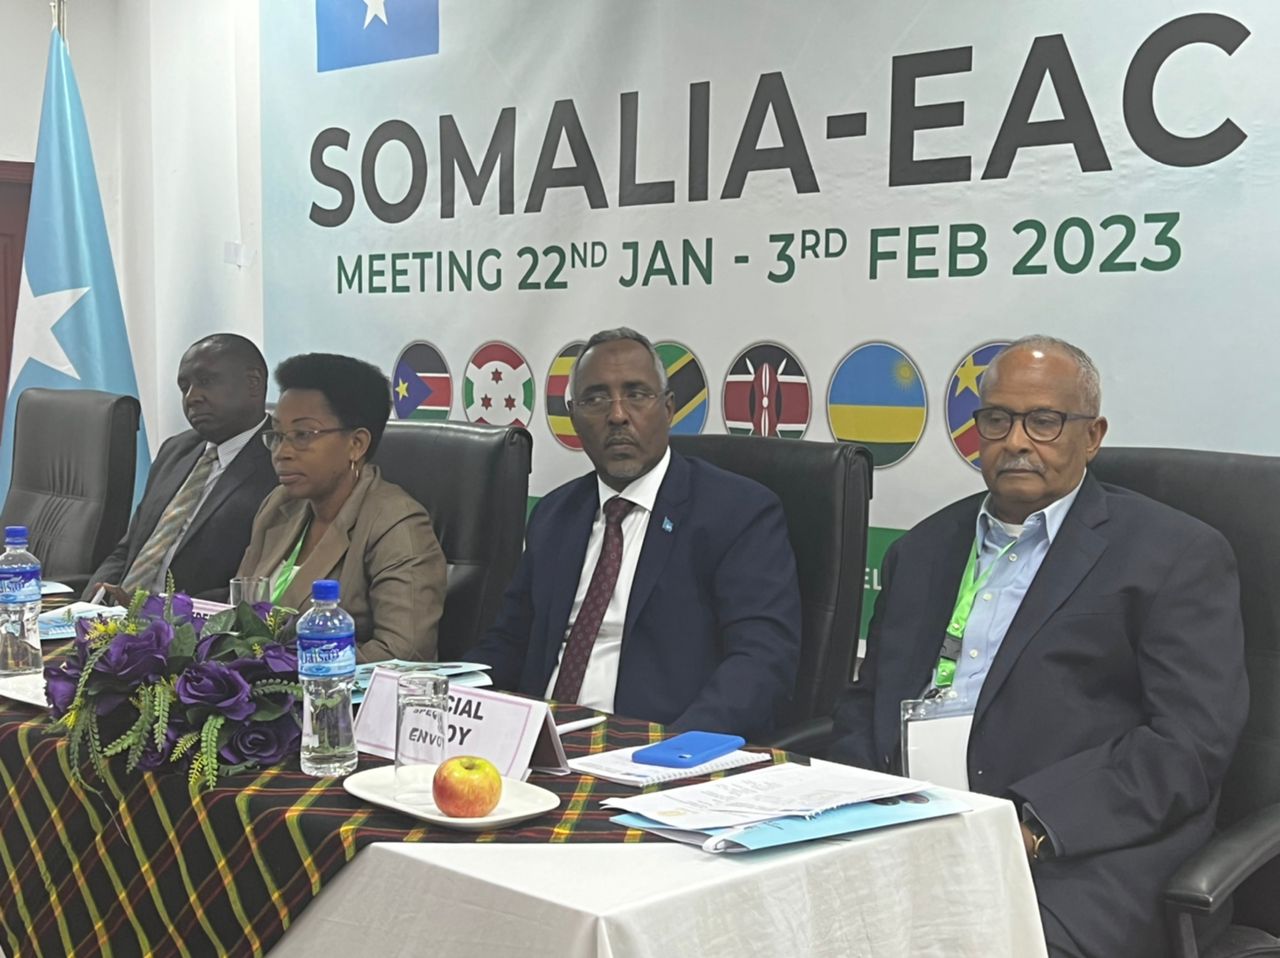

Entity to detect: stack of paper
[353,660,492,704]
[37,602,124,641]
[605,762,968,853]
[569,745,770,787]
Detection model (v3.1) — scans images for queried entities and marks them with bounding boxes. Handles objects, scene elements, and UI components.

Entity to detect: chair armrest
[761,717,833,754]
[1165,802,1280,915]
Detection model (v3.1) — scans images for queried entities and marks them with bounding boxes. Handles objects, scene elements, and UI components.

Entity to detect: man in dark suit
[86,333,277,602]
[829,336,1248,958]
[470,328,801,739]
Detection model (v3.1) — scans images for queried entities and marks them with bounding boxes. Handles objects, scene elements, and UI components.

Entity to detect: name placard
[353,667,568,777]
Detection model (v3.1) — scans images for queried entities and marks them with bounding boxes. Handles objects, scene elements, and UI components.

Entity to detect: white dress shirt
[150,417,267,592]
[545,447,672,712]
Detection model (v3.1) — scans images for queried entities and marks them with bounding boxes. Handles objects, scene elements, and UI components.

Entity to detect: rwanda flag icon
[827,343,927,468]
[946,341,1009,470]
[392,341,452,420]
[316,0,439,73]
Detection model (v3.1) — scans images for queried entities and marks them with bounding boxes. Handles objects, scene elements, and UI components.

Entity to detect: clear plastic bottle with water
[0,525,42,676]
[296,579,358,777]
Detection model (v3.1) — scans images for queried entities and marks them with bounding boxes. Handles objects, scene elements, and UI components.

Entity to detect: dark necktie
[122,445,219,592]
[552,496,637,703]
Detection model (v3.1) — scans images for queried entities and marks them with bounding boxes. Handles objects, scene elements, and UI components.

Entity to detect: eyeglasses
[261,427,350,451]
[568,390,668,418]
[972,407,1095,443]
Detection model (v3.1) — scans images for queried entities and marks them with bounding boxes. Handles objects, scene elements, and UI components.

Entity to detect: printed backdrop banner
[261,1,1279,633]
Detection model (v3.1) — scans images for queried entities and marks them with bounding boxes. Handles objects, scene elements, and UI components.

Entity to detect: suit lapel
[906,507,979,689]
[973,476,1110,724]
[624,452,691,636]
[541,477,599,675]
[279,467,377,610]
[138,438,204,546]
[178,426,271,550]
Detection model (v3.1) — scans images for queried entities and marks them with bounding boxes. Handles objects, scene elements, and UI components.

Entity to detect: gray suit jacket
[86,425,278,601]
[238,465,446,663]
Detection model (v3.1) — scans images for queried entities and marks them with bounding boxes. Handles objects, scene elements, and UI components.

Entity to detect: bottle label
[0,568,40,603]
[297,631,356,678]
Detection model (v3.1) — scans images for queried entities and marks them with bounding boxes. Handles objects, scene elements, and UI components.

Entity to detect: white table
[271,788,1045,958]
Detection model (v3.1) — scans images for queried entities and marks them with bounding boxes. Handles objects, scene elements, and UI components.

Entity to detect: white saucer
[343,764,560,831]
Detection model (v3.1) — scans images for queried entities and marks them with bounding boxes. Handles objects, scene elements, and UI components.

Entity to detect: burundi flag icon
[392,341,452,421]
[946,341,1010,470]
[827,342,927,468]
[464,341,534,428]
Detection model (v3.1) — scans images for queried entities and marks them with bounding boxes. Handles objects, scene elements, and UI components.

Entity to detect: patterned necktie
[552,496,637,703]
[121,445,220,593]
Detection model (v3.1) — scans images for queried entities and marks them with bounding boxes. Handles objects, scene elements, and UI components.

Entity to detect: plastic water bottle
[0,525,42,676]
[296,579,358,777]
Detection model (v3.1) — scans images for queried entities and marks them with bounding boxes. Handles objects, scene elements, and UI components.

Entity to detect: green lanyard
[271,521,309,605]
[933,535,1016,689]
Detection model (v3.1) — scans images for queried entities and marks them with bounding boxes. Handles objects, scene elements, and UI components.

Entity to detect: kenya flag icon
[392,341,452,421]
[723,342,810,439]
[464,341,534,427]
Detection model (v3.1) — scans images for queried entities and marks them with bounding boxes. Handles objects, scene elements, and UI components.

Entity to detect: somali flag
[1,29,150,504]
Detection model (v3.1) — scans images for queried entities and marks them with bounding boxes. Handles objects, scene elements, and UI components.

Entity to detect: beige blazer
[238,464,446,663]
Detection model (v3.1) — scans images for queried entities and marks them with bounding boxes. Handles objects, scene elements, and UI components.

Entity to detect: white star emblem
[9,264,88,393]
[363,0,388,28]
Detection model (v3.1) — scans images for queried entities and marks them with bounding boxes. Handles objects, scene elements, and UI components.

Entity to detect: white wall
[0,0,265,451]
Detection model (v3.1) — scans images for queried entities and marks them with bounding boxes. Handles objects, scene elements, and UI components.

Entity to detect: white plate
[0,672,48,708]
[343,764,560,831]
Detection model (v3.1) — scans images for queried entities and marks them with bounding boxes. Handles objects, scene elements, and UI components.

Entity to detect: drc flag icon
[316,0,439,73]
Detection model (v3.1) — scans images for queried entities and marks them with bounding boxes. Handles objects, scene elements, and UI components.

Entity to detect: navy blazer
[470,451,802,739]
[829,474,1248,958]
[86,426,278,601]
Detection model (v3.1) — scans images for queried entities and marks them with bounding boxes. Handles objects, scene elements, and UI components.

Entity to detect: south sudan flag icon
[392,341,452,421]
[723,342,810,439]
[545,341,585,450]
[655,341,707,436]
[946,341,1009,470]
[827,343,926,468]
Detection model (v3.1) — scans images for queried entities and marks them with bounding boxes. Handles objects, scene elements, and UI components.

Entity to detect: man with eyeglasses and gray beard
[829,336,1247,958]
[469,327,801,740]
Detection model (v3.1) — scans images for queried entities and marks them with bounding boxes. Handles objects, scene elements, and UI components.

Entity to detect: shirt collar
[977,470,1087,545]
[208,416,267,470]
[595,446,671,516]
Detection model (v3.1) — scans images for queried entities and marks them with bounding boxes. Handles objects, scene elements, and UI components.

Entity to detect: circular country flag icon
[827,343,927,468]
[655,341,708,436]
[946,341,1010,470]
[391,341,452,421]
[464,341,535,427]
[545,341,585,450]
[722,342,810,439]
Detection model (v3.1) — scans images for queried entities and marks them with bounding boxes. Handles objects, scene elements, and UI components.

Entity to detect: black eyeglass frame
[567,389,671,418]
[261,426,352,451]
[971,406,1096,443]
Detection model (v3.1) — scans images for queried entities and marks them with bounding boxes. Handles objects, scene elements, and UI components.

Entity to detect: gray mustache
[997,456,1044,474]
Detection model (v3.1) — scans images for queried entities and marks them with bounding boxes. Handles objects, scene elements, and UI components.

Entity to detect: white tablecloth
[271,787,1045,958]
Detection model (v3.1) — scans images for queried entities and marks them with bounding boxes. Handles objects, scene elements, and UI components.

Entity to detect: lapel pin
[662,517,674,533]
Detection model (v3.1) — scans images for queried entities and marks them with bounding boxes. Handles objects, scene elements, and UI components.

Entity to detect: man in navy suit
[829,336,1248,958]
[471,328,801,739]
[86,334,277,602]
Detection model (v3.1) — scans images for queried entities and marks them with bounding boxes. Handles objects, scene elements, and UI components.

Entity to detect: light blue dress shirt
[937,473,1086,714]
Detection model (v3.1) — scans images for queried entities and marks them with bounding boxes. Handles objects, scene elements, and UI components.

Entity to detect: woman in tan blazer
[238,353,446,662]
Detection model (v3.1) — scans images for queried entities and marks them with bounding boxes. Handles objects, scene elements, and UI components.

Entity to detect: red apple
[432,755,503,818]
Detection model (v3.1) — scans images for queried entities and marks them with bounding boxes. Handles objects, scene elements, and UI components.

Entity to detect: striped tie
[121,446,219,593]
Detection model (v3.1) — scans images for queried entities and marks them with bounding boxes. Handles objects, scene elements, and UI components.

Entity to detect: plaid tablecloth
[0,700,767,958]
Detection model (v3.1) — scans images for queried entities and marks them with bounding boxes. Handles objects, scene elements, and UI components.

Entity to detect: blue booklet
[352,659,492,703]
[612,789,968,853]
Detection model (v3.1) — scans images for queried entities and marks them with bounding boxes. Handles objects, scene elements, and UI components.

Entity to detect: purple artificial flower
[140,592,194,625]
[175,660,255,721]
[93,620,173,685]
[135,724,182,772]
[227,644,297,683]
[251,601,274,621]
[218,713,301,767]
[44,657,82,719]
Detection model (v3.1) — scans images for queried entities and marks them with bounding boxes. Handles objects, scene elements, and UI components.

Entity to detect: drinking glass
[229,576,269,606]
[394,671,450,805]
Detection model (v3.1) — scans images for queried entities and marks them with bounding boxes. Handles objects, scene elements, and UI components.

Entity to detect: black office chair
[0,388,141,594]
[1091,447,1280,958]
[374,420,532,660]
[670,434,873,750]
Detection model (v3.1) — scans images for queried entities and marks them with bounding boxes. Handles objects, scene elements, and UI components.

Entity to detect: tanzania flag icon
[655,341,708,436]
[545,341,585,450]
[946,341,1010,470]
[464,341,534,428]
[392,341,452,421]
[723,343,810,439]
[827,343,927,468]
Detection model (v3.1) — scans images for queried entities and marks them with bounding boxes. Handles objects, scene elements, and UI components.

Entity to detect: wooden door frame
[0,161,34,185]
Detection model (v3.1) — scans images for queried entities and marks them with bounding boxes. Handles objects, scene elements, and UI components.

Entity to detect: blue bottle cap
[311,579,340,602]
[4,526,28,546]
